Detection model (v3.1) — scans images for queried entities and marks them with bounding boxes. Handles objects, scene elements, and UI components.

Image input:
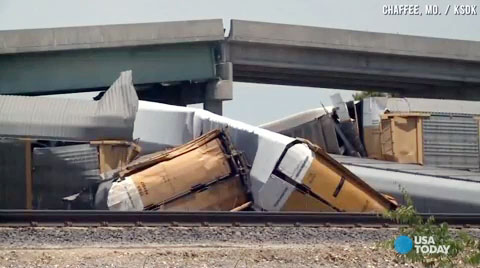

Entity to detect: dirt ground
[0,244,419,268]
[0,226,439,267]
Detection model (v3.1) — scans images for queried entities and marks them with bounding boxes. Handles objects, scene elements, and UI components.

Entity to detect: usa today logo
[394,235,450,254]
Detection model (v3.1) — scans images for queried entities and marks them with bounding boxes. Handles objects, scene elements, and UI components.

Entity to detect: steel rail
[1,210,480,228]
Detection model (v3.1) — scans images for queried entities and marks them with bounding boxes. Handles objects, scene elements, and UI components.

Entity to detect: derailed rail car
[0,69,397,213]
[0,71,140,209]
[259,138,396,212]
[0,139,140,209]
[102,129,252,211]
[100,128,396,213]
[132,101,397,213]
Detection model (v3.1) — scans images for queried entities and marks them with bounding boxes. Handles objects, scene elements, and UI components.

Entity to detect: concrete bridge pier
[204,62,233,115]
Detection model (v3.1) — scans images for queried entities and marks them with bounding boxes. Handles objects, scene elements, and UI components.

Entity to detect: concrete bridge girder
[0,19,233,114]
[1,19,480,115]
[226,20,480,101]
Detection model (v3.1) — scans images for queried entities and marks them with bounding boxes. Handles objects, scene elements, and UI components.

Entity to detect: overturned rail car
[0,71,140,209]
[0,139,139,209]
[333,154,480,213]
[102,129,251,211]
[132,102,396,213]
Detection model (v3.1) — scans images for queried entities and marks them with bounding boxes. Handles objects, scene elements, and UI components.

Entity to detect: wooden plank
[381,112,430,119]
[417,118,424,165]
[98,144,129,174]
[230,201,252,212]
[93,141,141,174]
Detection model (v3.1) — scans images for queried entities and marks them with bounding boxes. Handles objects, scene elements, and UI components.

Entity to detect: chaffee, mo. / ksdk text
[383,4,477,16]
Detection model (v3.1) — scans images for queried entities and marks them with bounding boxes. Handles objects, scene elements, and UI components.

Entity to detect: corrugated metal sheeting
[386,97,480,115]
[332,154,480,213]
[364,97,480,126]
[260,108,327,132]
[0,71,138,141]
[364,97,480,170]
[423,115,479,170]
[33,144,101,209]
[259,107,341,154]
[277,116,340,154]
[332,154,480,183]
[0,140,26,209]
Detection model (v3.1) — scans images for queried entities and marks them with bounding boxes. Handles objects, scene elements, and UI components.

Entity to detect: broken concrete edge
[228,20,480,62]
[204,62,233,115]
[0,19,225,54]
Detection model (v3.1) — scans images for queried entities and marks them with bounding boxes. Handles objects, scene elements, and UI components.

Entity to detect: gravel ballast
[1,227,479,267]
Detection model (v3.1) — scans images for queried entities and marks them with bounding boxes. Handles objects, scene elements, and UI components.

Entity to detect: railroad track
[1,210,480,228]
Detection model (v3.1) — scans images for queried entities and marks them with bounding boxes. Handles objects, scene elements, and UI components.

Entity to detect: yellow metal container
[112,129,251,211]
[278,139,397,213]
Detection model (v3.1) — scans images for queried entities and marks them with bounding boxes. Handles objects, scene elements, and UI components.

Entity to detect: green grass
[381,187,480,267]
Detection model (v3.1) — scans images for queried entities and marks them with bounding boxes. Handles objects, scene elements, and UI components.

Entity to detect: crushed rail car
[0,70,396,213]
[0,71,140,209]
[260,138,395,212]
[132,101,396,213]
[0,136,140,210]
[333,154,480,213]
[259,107,341,155]
[102,129,251,211]
[363,97,480,170]
[0,70,138,141]
[260,95,367,158]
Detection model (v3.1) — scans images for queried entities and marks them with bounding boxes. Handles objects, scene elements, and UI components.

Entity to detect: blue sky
[1,0,478,125]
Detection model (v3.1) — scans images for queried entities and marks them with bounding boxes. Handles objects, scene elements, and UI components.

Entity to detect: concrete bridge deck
[1,19,479,114]
[227,20,480,99]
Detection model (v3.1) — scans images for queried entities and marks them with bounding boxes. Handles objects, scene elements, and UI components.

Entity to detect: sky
[0,0,479,125]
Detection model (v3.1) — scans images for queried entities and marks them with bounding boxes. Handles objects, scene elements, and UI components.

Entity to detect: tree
[352,91,390,101]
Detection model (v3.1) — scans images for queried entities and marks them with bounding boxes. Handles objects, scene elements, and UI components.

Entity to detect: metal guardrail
[1,210,480,228]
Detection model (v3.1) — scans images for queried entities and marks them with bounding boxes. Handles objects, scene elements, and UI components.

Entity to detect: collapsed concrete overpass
[0,19,232,114]
[227,20,480,100]
[0,19,479,114]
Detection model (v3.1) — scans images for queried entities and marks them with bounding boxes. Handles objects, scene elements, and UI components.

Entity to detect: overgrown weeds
[381,188,480,267]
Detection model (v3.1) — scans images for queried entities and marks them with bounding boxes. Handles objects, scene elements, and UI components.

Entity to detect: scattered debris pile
[262,95,480,172]
[0,70,397,213]
[261,96,480,213]
[366,97,480,171]
[260,94,366,158]
[132,99,396,212]
[36,141,140,209]
[0,71,139,209]
[93,128,396,212]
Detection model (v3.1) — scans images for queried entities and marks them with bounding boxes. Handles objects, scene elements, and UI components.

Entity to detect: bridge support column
[204,99,223,115]
[204,62,233,115]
